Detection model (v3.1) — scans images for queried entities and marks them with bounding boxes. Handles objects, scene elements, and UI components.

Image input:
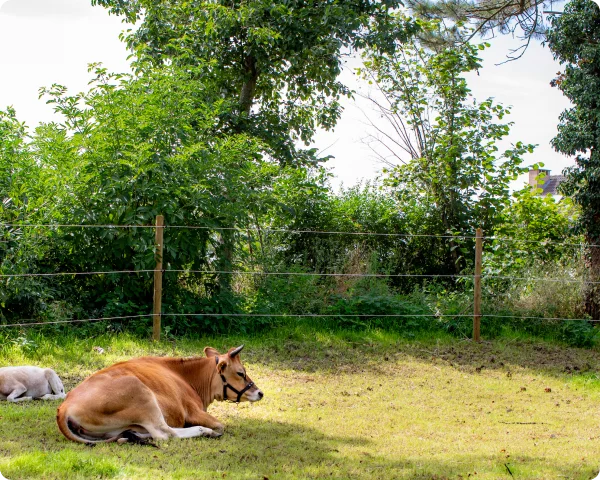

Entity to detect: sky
[0,0,574,189]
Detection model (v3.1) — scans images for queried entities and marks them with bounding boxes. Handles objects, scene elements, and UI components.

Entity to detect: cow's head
[204,345,264,403]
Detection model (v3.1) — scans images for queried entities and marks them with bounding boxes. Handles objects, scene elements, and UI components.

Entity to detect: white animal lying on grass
[0,366,66,402]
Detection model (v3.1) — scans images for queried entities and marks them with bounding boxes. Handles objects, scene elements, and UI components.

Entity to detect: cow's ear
[204,347,219,358]
[217,359,227,374]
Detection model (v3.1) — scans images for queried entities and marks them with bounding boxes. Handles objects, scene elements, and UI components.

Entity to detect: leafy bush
[484,187,580,289]
[559,320,598,348]
[324,293,434,333]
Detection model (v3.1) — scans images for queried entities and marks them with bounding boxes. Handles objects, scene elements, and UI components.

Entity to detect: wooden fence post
[153,215,164,341]
[473,227,483,342]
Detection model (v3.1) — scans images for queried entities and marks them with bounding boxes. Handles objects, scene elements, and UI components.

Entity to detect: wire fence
[0,315,154,328]
[0,220,598,335]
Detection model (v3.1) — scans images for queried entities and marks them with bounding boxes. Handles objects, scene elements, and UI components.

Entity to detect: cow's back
[90,358,195,397]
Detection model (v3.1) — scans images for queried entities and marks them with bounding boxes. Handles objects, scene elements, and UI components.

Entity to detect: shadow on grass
[1,414,597,479]
[234,325,600,382]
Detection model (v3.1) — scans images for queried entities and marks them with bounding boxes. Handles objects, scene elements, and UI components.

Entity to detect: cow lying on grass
[57,345,263,444]
[0,366,66,402]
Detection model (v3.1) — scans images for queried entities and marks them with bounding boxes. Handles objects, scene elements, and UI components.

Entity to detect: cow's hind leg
[115,426,215,445]
[102,390,176,441]
[7,384,32,402]
[138,410,219,440]
[104,385,203,441]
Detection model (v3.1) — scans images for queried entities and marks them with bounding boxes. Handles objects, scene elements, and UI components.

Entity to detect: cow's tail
[56,405,151,445]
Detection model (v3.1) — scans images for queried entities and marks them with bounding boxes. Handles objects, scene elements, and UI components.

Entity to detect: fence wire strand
[169,270,600,284]
[0,269,598,284]
[0,314,153,328]
[0,270,155,278]
[1,223,598,247]
[0,312,596,329]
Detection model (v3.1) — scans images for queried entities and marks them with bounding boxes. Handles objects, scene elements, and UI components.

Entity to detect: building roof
[540,174,566,196]
[527,168,566,196]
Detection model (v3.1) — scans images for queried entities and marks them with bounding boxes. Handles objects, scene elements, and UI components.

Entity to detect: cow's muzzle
[247,388,264,402]
[221,379,263,402]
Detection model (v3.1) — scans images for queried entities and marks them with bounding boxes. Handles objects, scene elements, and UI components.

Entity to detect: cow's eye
[237,372,245,379]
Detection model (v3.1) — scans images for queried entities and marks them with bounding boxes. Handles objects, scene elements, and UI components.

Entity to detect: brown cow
[56,345,263,443]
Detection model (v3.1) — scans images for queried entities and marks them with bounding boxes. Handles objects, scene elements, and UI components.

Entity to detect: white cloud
[0,0,91,17]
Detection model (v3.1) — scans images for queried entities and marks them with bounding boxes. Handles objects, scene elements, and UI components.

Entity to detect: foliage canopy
[547,0,600,318]
[91,0,419,166]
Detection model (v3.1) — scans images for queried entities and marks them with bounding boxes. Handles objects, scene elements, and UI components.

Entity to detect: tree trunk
[214,55,258,296]
[239,54,258,115]
[585,235,600,320]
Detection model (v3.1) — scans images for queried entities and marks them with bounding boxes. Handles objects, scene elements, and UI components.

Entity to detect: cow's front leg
[171,426,221,439]
[185,409,224,437]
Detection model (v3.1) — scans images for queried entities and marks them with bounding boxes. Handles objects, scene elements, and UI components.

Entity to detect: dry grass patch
[1,332,600,479]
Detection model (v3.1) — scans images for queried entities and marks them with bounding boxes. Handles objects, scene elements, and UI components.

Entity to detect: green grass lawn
[1,328,600,479]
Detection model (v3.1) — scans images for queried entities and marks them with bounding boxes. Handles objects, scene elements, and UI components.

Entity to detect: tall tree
[395,1,599,316]
[28,64,277,321]
[360,40,534,272]
[547,0,600,319]
[91,0,418,293]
